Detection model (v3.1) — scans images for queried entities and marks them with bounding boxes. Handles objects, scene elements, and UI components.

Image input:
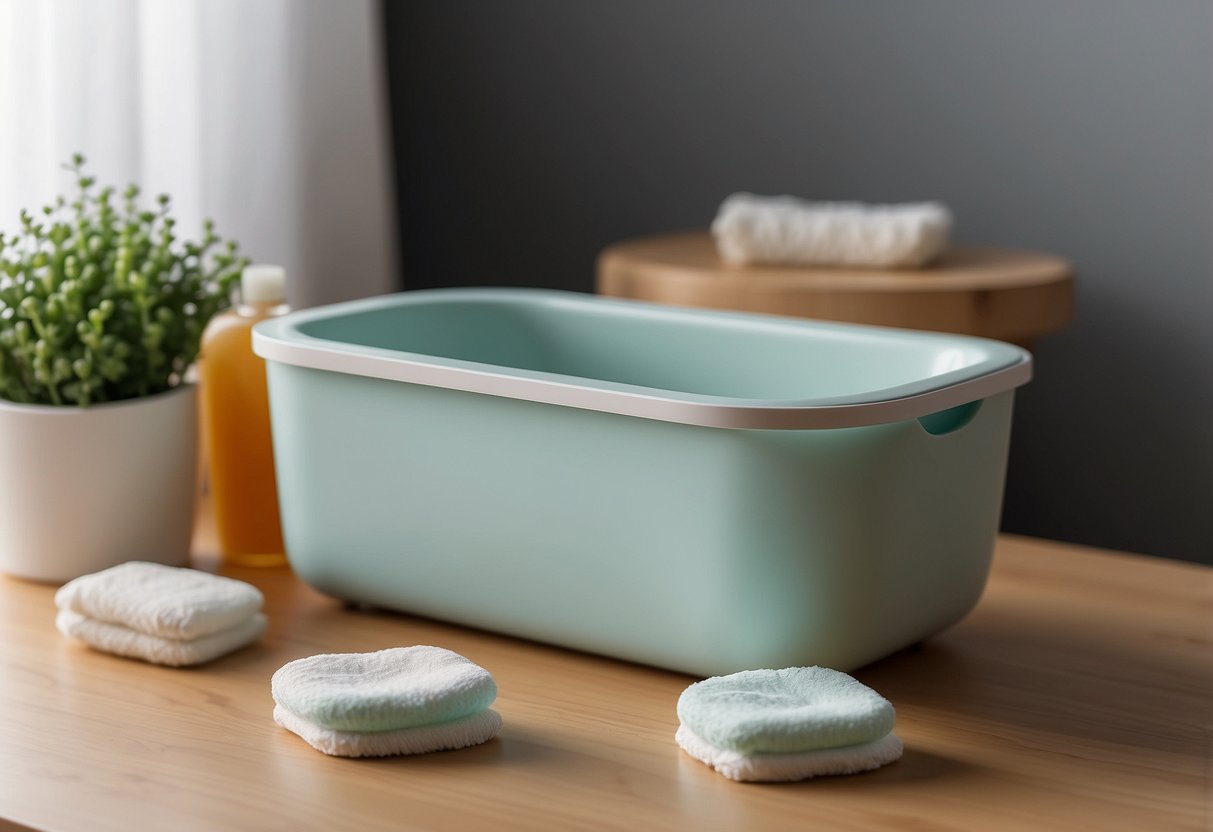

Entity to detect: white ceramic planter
[0,385,198,583]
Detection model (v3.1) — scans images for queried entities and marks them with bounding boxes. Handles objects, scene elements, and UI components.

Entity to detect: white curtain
[0,0,398,308]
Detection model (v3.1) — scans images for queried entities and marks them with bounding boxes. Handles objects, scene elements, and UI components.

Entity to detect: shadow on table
[857,601,1210,758]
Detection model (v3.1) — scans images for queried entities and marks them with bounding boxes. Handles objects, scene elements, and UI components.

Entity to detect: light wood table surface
[0,516,1208,831]
[597,231,1074,348]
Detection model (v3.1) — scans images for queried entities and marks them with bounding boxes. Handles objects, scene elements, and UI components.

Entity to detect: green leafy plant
[0,155,247,406]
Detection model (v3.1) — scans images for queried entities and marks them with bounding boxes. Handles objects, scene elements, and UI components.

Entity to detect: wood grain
[0,513,1207,831]
[597,231,1075,344]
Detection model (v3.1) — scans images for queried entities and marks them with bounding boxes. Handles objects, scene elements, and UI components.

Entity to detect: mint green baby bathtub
[253,289,1030,676]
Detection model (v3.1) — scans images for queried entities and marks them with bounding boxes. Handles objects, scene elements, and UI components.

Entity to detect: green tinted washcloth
[271,646,498,732]
[676,666,896,755]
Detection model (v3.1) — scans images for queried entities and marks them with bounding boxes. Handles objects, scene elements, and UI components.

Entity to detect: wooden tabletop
[597,231,1075,344]
[0,524,1208,831]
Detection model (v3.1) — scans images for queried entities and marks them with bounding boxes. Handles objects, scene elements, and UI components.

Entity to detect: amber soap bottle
[199,265,290,566]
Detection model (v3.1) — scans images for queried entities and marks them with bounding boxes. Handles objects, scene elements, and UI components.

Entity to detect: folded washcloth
[55,561,264,640]
[54,561,267,666]
[273,705,503,758]
[271,646,502,758]
[676,666,902,782]
[56,609,267,667]
[711,193,951,269]
[675,724,903,783]
[271,646,498,732]
[678,666,896,754]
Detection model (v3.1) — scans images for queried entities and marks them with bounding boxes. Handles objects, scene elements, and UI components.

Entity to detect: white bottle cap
[241,264,287,304]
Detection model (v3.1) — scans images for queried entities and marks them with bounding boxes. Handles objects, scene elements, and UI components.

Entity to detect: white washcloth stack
[712,192,952,269]
[676,666,903,782]
[271,646,502,758]
[55,562,266,666]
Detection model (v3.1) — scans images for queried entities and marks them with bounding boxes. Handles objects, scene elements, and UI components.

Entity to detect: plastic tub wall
[256,290,1027,675]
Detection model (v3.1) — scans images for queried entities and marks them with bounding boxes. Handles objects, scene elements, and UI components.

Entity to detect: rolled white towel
[711,193,952,269]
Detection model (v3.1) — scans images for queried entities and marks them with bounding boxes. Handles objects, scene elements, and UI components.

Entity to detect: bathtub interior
[293,293,1016,402]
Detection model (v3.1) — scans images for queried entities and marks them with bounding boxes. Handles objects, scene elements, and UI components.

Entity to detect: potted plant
[0,156,247,582]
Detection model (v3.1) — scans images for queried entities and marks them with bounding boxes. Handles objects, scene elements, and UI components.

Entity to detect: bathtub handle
[917,400,982,436]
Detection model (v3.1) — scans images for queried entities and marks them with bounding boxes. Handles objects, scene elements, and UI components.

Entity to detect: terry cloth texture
[56,609,267,667]
[677,666,896,755]
[55,561,264,640]
[273,705,503,758]
[271,646,499,732]
[712,193,951,269]
[676,724,903,782]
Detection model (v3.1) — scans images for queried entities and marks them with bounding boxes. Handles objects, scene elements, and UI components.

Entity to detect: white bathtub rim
[253,289,1032,431]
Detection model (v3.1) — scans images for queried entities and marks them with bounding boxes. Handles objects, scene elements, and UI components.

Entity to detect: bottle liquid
[199,265,290,566]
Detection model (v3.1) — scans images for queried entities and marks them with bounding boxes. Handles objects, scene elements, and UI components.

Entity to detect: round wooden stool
[597,231,1074,348]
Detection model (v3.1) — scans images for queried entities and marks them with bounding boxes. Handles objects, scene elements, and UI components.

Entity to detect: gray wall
[384,1,1213,563]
